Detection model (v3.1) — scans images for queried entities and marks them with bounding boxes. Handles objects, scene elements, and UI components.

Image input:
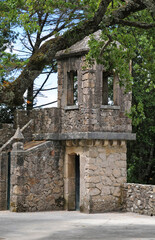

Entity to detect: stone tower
[0,31,136,213]
[55,31,136,212]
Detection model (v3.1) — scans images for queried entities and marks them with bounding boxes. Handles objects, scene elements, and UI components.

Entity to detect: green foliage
[0,1,22,83]
[0,52,28,82]
[127,42,155,184]
[86,7,155,184]
[2,0,100,35]
[86,8,154,94]
[86,29,134,92]
[0,0,102,110]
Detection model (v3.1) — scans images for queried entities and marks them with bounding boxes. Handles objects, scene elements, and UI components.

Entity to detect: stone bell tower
[56,31,136,213]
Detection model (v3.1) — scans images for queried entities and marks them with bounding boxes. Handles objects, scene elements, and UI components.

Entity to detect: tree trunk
[27,82,34,110]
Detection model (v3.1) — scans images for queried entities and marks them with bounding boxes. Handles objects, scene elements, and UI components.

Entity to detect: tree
[127,82,155,184]
[0,2,18,123]
[84,3,155,184]
[0,0,100,108]
[127,32,155,184]
[0,0,155,106]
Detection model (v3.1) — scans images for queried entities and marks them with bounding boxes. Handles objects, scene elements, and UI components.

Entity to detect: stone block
[87,150,98,158]
[89,188,101,196]
[105,168,112,177]
[82,81,89,88]
[13,185,22,195]
[96,183,103,191]
[82,73,89,80]
[113,169,121,178]
[113,187,120,197]
[115,160,126,168]
[85,176,100,183]
[101,176,112,186]
[101,186,111,195]
[99,153,106,161]
[85,164,97,171]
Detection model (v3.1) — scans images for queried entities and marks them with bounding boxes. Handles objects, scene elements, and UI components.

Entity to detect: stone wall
[16,108,60,136]
[10,141,64,212]
[15,108,132,136]
[122,183,155,215]
[61,107,132,133]
[64,139,127,213]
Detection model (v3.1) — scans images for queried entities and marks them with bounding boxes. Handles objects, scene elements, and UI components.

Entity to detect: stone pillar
[10,127,25,212]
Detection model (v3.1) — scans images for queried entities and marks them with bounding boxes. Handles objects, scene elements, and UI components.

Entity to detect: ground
[0,211,155,240]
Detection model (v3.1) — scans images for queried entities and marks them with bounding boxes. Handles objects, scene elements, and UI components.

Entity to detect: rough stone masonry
[2,31,153,215]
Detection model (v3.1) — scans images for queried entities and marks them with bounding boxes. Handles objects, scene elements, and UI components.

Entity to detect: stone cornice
[33,132,136,141]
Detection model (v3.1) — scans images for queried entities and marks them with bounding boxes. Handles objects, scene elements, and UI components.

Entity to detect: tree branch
[99,35,113,57]
[103,0,146,26]
[26,31,35,51]
[34,87,57,92]
[33,100,57,108]
[33,68,53,100]
[115,19,155,29]
[139,0,155,18]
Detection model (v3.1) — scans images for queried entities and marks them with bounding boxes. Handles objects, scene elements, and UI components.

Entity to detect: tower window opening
[67,71,78,106]
[102,72,114,105]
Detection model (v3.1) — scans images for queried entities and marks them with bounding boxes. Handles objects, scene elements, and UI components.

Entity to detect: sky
[33,73,58,108]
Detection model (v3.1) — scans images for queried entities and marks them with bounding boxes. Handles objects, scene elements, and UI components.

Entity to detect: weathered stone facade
[57,56,132,134]
[15,108,60,135]
[10,141,64,212]
[122,183,155,216]
[2,31,151,214]
[64,139,127,213]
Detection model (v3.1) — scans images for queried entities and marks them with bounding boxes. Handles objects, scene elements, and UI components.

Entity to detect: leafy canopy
[0,0,155,106]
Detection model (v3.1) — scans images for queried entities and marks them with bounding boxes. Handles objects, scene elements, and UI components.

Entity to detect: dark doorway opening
[7,152,11,210]
[75,155,80,210]
[66,153,80,211]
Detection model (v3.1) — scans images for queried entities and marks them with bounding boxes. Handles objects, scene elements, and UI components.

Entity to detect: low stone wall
[16,108,61,135]
[123,183,155,216]
[15,106,132,136]
[61,107,132,134]
[10,141,64,212]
